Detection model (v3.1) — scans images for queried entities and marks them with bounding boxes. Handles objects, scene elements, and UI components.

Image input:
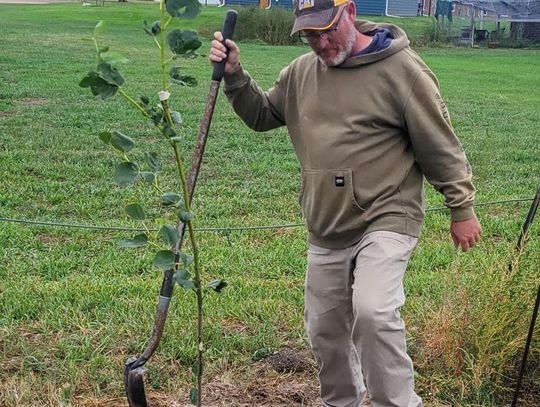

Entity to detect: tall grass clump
[412,246,539,405]
[212,7,302,45]
[414,20,455,47]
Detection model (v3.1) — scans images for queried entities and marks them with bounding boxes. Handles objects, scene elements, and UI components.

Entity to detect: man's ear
[346,1,357,22]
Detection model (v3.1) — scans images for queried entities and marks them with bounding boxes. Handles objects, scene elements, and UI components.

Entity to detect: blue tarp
[435,0,454,22]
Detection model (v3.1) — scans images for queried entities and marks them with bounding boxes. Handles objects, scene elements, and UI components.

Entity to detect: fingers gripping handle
[212,10,238,82]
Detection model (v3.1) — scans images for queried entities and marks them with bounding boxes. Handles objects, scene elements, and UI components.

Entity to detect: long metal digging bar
[124,10,238,407]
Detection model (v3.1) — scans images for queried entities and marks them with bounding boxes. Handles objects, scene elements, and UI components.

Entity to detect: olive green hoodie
[224,21,476,249]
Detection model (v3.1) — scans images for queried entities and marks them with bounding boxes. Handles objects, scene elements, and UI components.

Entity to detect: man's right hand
[209,31,241,75]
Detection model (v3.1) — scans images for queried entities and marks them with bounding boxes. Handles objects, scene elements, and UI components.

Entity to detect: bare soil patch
[20,97,49,106]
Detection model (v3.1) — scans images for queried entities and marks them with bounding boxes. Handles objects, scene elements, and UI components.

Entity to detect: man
[209,1,482,406]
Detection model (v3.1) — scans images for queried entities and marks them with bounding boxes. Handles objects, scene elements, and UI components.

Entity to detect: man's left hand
[450,216,482,252]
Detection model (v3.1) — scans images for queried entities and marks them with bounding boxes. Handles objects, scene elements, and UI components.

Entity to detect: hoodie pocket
[299,168,366,239]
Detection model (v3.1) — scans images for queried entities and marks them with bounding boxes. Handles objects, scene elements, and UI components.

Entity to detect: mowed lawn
[0,3,539,406]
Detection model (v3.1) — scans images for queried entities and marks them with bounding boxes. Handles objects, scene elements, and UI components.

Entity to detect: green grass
[0,3,539,406]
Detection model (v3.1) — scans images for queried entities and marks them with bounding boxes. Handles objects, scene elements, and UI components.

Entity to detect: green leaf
[99,50,129,67]
[125,203,145,220]
[252,348,272,362]
[206,279,228,293]
[153,250,176,271]
[114,162,139,187]
[110,131,134,153]
[189,387,198,405]
[178,210,195,222]
[99,131,112,144]
[166,0,201,19]
[140,172,155,184]
[161,192,181,207]
[143,20,161,36]
[172,76,197,87]
[80,71,118,99]
[169,66,182,81]
[140,95,150,106]
[170,111,183,124]
[162,124,177,139]
[118,233,148,248]
[174,269,196,290]
[166,29,202,56]
[180,252,194,267]
[97,63,125,86]
[146,152,161,172]
[170,67,197,87]
[175,268,191,280]
[94,21,106,35]
[191,360,200,377]
[170,136,183,143]
[155,217,168,227]
[146,105,164,126]
[150,20,161,35]
[159,224,180,247]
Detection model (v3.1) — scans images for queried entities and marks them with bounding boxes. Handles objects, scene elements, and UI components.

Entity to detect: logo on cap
[299,0,314,10]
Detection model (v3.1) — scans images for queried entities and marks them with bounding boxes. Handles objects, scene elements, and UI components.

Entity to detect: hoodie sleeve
[403,69,476,221]
[223,65,287,132]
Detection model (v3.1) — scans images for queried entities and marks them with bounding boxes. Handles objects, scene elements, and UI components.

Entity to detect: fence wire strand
[0,198,534,234]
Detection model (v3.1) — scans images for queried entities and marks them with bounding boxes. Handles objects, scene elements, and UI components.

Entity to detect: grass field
[0,2,539,406]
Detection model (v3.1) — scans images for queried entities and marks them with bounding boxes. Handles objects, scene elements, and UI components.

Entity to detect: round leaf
[114,162,139,187]
[161,192,181,207]
[110,131,135,153]
[171,111,183,124]
[125,203,145,220]
[80,71,118,99]
[158,224,180,247]
[97,63,125,86]
[140,172,155,184]
[166,0,201,19]
[118,233,148,248]
[166,29,202,56]
[180,252,194,267]
[146,152,161,172]
[99,50,129,67]
[178,210,195,222]
[162,124,177,139]
[153,250,176,271]
[174,269,196,290]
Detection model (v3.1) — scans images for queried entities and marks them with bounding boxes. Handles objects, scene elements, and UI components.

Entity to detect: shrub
[201,6,302,46]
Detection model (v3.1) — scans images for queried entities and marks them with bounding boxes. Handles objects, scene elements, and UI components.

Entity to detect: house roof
[454,0,540,21]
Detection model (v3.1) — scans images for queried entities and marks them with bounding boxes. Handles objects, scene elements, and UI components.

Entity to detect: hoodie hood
[338,20,410,68]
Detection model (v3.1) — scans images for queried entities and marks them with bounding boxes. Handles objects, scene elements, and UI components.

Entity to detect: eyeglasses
[298,7,346,44]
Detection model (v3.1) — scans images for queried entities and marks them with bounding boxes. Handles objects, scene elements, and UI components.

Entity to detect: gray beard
[318,23,357,67]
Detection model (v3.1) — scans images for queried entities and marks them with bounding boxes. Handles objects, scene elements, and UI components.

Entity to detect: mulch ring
[74,348,324,407]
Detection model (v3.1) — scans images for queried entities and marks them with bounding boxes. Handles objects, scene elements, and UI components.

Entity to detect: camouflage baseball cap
[291,0,348,35]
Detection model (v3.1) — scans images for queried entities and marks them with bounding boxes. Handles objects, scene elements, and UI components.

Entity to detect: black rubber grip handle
[212,10,238,82]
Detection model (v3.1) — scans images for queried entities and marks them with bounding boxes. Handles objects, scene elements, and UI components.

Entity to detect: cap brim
[290,6,341,35]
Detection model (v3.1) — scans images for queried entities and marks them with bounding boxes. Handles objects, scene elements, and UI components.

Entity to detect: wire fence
[0,197,534,234]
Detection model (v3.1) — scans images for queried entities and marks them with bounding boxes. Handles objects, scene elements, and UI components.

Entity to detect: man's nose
[312,35,330,49]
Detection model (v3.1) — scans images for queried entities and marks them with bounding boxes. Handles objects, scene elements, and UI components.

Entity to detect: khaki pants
[305,231,422,407]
